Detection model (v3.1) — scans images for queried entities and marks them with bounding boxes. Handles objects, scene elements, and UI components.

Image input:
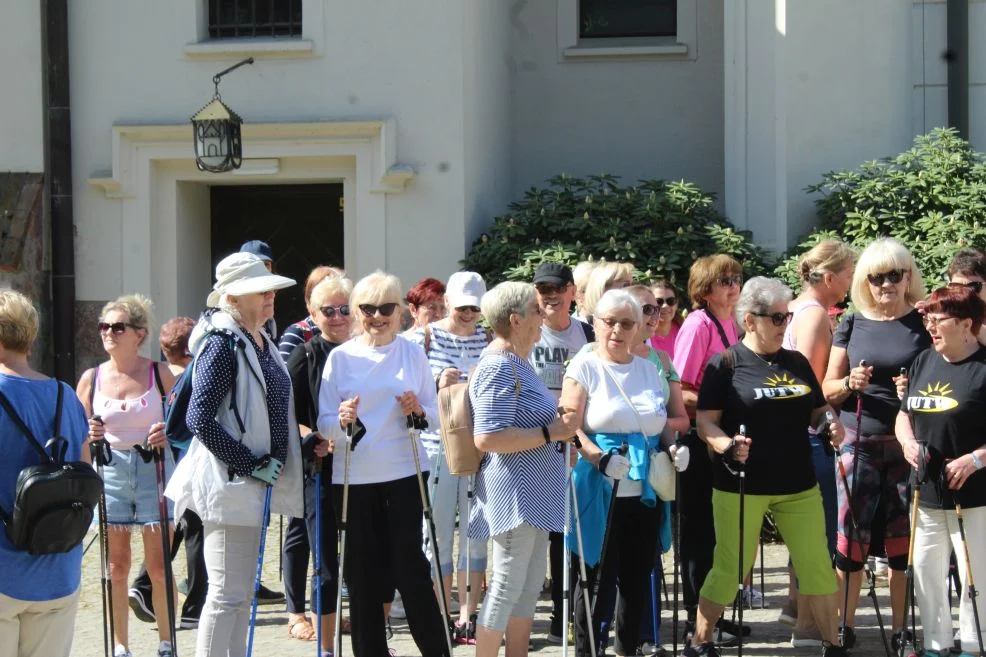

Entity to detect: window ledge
[183,38,315,59]
[563,42,688,59]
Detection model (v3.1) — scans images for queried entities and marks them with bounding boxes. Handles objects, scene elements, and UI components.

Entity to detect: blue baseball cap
[239,240,273,262]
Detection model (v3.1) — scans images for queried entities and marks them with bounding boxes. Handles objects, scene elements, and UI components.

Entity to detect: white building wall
[0,1,43,172]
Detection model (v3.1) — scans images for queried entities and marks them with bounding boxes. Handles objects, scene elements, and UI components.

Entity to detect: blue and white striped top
[468,348,566,538]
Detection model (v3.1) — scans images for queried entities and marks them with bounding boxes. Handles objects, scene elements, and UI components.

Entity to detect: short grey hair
[218,294,243,324]
[482,281,537,337]
[594,289,642,325]
[735,277,793,323]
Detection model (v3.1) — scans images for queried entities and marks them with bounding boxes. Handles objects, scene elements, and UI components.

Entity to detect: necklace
[749,348,779,367]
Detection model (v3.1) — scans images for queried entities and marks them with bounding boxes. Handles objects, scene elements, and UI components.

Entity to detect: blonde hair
[100,294,154,346]
[0,289,39,354]
[583,261,635,316]
[309,274,354,310]
[850,237,926,314]
[799,240,857,286]
[572,261,600,295]
[351,271,403,331]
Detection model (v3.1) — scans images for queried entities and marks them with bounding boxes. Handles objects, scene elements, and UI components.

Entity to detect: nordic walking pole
[672,431,682,657]
[406,415,455,657]
[570,472,599,657]
[153,447,179,656]
[465,473,476,642]
[314,455,323,657]
[736,424,748,657]
[90,434,115,657]
[590,441,629,616]
[955,500,985,654]
[247,486,273,657]
[650,569,659,646]
[562,441,573,657]
[899,439,926,657]
[334,423,355,657]
[841,360,867,647]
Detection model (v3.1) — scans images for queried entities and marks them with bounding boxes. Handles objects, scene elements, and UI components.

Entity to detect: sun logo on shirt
[753,372,810,400]
[765,373,797,388]
[907,381,958,413]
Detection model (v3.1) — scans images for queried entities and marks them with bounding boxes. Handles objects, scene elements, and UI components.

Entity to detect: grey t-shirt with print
[530,319,589,400]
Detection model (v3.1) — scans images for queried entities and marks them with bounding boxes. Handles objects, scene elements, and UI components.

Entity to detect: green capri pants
[701,485,836,606]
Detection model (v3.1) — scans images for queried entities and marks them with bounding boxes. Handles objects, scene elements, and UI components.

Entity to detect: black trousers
[333,473,448,657]
[573,496,659,657]
[549,531,566,628]
[678,431,715,620]
[283,516,311,614]
[131,508,207,619]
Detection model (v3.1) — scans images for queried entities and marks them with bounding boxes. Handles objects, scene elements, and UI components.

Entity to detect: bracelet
[842,376,852,393]
[541,426,551,444]
[972,451,985,470]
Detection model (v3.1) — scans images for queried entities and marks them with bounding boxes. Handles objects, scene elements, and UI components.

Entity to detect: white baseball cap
[206,252,296,308]
[446,271,486,309]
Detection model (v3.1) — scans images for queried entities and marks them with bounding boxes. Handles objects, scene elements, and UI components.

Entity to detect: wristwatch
[541,426,551,444]
[972,451,985,471]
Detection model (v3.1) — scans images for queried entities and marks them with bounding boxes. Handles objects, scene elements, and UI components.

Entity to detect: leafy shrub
[462,174,768,288]
[776,128,986,289]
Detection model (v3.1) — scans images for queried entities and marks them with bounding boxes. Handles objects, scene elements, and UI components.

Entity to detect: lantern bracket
[212,57,255,98]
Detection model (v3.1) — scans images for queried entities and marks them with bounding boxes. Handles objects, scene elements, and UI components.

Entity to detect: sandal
[341,616,352,634]
[288,617,317,641]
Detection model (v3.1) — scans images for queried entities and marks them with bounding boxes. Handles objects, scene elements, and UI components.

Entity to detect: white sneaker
[158,640,174,657]
[389,592,406,620]
[741,586,764,607]
[114,646,133,657]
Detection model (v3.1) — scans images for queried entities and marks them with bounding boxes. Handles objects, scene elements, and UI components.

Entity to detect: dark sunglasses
[753,311,794,327]
[640,304,658,316]
[717,274,742,288]
[98,322,139,335]
[319,304,351,319]
[654,296,677,308]
[455,306,481,314]
[535,283,568,295]
[867,269,906,286]
[599,317,636,331]
[956,280,985,294]
[358,302,399,318]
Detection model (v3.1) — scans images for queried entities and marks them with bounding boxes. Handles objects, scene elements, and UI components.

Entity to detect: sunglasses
[956,281,985,294]
[599,317,636,331]
[640,304,658,316]
[98,322,139,335]
[319,304,351,319]
[654,296,677,308]
[455,306,481,314]
[867,269,906,286]
[753,311,794,327]
[717,275,743,288]
[359,303,399,318]
[535,283,568,295]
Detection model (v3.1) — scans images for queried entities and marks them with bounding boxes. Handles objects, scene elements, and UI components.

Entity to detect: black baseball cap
[533,262,574,286]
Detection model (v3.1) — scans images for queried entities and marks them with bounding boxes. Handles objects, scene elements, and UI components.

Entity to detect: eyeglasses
[924,314,956,328]
[867,269,906,286]
[98,322,139,335]
[319,304,351,319]
[717,275,743,288]
[640,304,657,316]
[956,280,985,294]
[455,306,481,314]
[599,317,636,331]
[654,296,677,308]
[535,283,568,295]
[752,311,794,327]
[358,303,399,318]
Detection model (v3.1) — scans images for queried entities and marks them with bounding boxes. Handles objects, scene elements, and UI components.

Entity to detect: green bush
[462,174,768,288]
[776,128,986,289]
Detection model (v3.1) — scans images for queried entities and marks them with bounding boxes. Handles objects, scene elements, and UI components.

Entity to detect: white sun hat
[446,271,486,309]
[206,252,296,308]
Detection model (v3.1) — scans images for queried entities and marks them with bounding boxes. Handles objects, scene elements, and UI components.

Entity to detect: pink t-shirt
[650,323,680,360]
[672,309,740,388]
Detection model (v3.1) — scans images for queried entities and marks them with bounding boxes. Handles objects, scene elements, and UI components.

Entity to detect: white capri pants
[424,446,488,576]
[914,504,986,654]
[477,522,549,633]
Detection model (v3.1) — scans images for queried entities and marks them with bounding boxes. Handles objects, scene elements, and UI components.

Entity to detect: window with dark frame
[208,0,303,39]
[580,0,677,39]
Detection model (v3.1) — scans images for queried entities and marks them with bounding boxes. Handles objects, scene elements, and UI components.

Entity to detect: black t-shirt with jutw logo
[698,342,827,495]
[903,346,986,510]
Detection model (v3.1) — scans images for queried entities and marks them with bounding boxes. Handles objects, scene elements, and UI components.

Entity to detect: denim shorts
[102,447,175,526]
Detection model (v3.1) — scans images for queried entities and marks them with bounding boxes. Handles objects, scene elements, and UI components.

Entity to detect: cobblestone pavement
[70,528,927,657]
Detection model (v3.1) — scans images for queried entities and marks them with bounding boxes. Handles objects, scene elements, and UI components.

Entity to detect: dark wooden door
[211,184,344,337]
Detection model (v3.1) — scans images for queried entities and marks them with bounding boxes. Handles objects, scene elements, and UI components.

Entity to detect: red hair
[406,278,445,307]
[926,285,986,335]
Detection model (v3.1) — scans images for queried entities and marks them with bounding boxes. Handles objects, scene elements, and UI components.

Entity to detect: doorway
[211,183,344,336]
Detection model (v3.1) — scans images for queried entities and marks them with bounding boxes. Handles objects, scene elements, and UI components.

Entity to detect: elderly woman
[76,294,178,657]
[689,277,845,657]
[671,254,743,641]
[409,271,491,642]
[317,271,449,657]
[165,252,304,657]
[403,277,447,334]
[779,239,856,640]
[573,261,602,322]
[561,289,683,657]
[468,281,577,657]
[285,273,354,654]
[648,279,683,358]
[896,285,986,657]
[278,265,343,361]
[0,290,89,657]
[821,237,929,651]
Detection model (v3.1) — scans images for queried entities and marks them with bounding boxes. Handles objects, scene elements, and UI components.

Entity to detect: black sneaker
[839,627,856,650]
[891,629,914,653]
[128,587,155,623]
[682,642,720,657]
[716,618,751,637]
[256,584,285,605]
[547,615,563,644]
[822,643,849,657]
[179,615,199,629]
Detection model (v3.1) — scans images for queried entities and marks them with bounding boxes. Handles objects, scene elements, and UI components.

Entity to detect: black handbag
[0,381,103,555]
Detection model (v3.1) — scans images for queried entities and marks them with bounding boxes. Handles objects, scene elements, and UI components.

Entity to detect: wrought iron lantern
[191,58,254,173]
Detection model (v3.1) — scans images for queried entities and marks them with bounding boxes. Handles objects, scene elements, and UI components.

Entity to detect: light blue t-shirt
[0,375,89,601]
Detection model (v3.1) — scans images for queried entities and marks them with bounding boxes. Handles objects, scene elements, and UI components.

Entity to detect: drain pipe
[41,0,76,383]
[945,0,969,139]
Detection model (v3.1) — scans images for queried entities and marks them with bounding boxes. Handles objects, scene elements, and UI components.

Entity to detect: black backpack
[0,382,102,555]
[165,328,245,451]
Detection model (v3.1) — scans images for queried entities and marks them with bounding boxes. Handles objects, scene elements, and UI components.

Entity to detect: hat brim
[207,273,296,308]
[448,294,483,309]
[532,275,571,286]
